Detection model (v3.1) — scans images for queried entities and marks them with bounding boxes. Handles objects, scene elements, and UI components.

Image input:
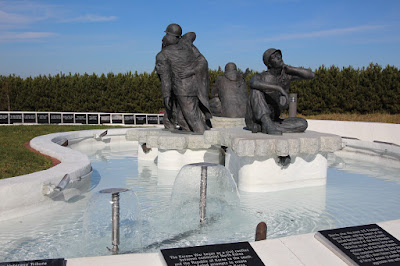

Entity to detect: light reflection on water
[1,140,400,262]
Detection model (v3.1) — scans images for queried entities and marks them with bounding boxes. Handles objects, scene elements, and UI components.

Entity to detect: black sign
[50,113,62,124]
[0,258,66,266]
[112,114,123,124]
[135,115,146,125]
[9,113,22,124]
[37,113,49,124]
[88,114,99,124]
[0,113,8,124]
[159,114,164,125]
[100,114,111,124]
[75,114,87,124]
[62,114,74,123]
[124,115,135,125]
[23,113,36,123]
[315,224,400,265]
[147,115,159,124]
[161,242,264,266]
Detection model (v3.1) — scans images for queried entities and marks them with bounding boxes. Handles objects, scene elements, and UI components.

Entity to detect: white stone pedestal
[156,148,222,170]
[226,149,327,192]
[127,126,342,192]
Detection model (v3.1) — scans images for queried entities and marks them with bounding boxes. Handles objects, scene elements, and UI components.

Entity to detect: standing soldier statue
[155,24,212,134]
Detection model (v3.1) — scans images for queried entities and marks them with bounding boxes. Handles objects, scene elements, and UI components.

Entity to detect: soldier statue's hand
[178,69,195,79]
[163,96,172,110]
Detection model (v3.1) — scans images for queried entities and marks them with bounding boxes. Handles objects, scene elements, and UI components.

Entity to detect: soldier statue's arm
[155,52,173,111]
[250,73,289,101]
[283,65,315,80]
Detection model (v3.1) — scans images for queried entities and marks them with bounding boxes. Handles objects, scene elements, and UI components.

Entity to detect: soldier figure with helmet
[209,62,248,118]
[245,48,315,135]
[156,23,212,133]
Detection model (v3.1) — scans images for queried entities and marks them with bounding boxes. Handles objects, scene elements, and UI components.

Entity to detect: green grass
[0,125,131,179]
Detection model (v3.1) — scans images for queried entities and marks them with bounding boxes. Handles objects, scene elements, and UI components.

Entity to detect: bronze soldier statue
[155,24,212,134]
[245,48,315,135]
[210,62,248,118]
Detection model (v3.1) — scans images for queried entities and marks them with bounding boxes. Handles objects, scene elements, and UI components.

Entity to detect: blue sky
[0,0,399,78]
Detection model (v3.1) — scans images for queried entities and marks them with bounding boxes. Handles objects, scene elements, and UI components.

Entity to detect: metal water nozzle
[100,188,129,255]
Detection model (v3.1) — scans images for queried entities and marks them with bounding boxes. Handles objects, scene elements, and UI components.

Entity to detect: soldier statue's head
[162,24,182,48]
[262,48,283,69]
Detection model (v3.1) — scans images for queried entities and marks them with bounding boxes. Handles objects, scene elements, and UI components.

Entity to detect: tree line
[1,63,399,115]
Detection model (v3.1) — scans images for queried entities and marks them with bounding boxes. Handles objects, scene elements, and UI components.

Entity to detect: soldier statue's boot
[261,115,282,135]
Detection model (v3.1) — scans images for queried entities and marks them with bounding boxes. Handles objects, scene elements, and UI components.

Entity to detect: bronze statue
[245,48,315,135]
[155,24,212,134]
[209,62,248,118]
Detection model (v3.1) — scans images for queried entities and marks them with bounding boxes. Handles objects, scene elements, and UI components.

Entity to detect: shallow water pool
[1,138,400,262]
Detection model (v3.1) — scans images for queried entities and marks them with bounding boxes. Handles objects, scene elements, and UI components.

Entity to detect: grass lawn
[1,113,399,179]
[0,125,132,179]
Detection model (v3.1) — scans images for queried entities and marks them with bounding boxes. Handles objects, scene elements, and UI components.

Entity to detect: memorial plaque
[75,114,87,124]
[100,114,110,124]
[159,114,164,125]
[62,114,74,123]
[50,113,62,124]
[161,242,264,266]
[37,113,49,124]
[10,113,22,124]
[0,113,8,124]
[23,113,36,123]
[315,224,400,265]
[135,115,146,125]
[124,115,135,125]
[147,115,159,124]
[88,114,99,124]
[112,114,123,124]
[0,258,66,266]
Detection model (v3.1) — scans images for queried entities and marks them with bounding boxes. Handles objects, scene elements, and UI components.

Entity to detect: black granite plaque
[147,115,159,125]
[50,113,62,124]
[135,115,146,125]
[0,258,66,266]
[62,114,74,123]
[100,114,111,124]
[0,113,8,124]
[88,114,99,124]
[315,224,400,265]
[37,113,49,124]
[161,242,264,266]
[159,114,164,125]
[112,114,123,124]
[23,113,36,123]
[124,115,135,125]
[9,113,22,124]
[75,114,87,124]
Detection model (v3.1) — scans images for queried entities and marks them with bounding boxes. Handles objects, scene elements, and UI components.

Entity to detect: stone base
[210,116,246,128]
[137,143,223,170]
[128,127,341,192]
[226,148,327,192]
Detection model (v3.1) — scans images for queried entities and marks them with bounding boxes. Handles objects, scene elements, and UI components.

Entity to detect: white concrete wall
[0,128,129,221]
[307,120,400,145]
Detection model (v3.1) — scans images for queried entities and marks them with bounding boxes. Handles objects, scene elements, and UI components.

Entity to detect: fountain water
[172,162,239,226]
[82,187,142,257]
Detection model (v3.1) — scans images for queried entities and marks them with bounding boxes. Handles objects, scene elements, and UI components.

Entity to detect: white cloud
[262,25,384,42]
[62,14,118,23]
[0,10,33,24]
[0,31,56,41]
